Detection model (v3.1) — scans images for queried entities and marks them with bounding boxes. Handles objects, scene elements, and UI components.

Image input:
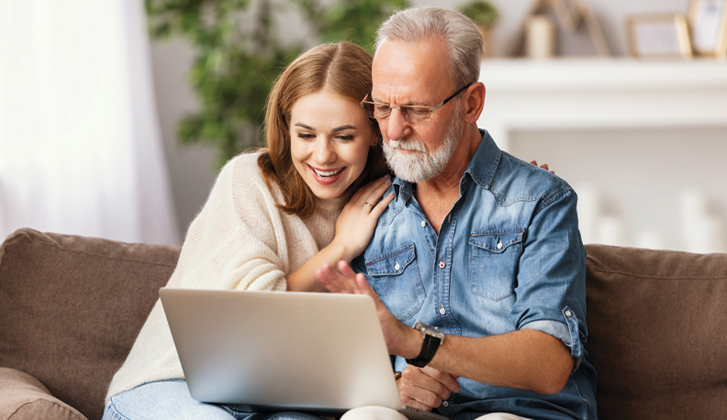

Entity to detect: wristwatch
[405,322,445,367]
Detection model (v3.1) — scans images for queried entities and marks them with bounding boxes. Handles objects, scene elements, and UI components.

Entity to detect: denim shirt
[352,131,598,420]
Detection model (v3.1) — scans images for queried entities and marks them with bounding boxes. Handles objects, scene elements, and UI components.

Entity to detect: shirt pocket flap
[469,229,524,254]
[365,243,416,277]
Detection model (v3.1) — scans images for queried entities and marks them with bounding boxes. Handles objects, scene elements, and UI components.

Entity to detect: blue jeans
[103,379,326,420]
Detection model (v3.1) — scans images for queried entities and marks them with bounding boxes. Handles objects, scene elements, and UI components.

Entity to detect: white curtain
[0,0,180,246]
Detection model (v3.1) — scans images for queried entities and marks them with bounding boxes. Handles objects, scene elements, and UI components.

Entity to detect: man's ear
[463,82,486,123]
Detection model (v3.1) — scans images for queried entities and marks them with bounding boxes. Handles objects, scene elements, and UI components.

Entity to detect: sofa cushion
[585,244,727,420]
[0,228,180,420]
[0,367,87,420]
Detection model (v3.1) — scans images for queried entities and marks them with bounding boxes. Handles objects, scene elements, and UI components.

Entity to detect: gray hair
[375,6,484,89]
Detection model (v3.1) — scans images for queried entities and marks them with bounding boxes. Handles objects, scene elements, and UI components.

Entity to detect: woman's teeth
[313,168,343,178]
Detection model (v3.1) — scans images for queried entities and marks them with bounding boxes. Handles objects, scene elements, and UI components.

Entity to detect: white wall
[149,38,218,240]
[510,128,727,251]
[152,0,699,237]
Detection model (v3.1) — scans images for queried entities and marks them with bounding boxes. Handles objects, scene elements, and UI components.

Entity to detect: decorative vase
[477,25,491,58]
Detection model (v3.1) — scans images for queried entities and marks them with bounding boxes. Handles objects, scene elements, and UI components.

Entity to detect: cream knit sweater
[106,153,348,399]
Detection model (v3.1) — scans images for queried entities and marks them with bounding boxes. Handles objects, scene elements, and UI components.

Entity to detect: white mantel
[476,58,727,252]
[477,58,727,151]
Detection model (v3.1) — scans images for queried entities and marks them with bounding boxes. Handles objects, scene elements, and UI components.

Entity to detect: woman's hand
[331,175,394,262]
[530,160,555,174]
[285,175,393,292]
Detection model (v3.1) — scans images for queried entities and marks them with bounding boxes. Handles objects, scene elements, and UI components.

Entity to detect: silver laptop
[159,288,448,420]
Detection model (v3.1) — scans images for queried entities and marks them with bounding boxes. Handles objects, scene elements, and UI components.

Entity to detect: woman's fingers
[370,192,395,216]
[357,174,392,208]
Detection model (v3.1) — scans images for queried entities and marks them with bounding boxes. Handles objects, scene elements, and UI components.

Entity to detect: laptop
[159,288,448,420]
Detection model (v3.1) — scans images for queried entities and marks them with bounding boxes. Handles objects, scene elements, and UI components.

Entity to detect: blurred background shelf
[478,58,727,252]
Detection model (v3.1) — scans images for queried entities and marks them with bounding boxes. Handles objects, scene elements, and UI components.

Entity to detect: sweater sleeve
[168,154,291,292]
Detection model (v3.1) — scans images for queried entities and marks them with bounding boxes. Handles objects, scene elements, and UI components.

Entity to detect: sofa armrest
[0,228,180,420]
[0,367,88,420]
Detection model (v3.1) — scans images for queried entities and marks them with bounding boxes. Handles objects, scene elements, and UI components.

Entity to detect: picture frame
[688,0,727,57]
[626,14,693,59]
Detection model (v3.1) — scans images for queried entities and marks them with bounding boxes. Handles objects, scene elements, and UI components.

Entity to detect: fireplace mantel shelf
[477,58,727,150]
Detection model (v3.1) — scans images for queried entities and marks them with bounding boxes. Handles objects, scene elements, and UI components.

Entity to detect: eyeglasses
[360,82,473,124]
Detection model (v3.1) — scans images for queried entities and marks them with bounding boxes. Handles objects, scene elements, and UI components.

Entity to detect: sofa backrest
[584,244,727,420]
[3,230,726,420]
[0,228,180,420]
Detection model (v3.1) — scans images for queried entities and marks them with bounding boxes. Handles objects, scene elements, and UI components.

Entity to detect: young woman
[102,41,396,420]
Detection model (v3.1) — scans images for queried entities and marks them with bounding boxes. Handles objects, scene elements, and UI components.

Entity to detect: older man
[317,7,598,420]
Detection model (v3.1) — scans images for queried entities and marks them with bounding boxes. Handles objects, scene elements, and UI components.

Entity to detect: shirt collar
[391,129,501,200]
[464,129,501,189]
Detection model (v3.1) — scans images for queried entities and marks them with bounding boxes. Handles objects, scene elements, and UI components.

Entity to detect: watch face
[415,322,445,341]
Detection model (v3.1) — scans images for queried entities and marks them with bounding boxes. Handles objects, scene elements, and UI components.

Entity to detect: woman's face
[289,90,378,200]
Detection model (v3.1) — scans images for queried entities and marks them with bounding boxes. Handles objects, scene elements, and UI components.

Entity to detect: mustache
[386,139,427,152]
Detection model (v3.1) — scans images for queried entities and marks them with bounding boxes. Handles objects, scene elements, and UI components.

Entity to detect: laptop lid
[159,288,404,414]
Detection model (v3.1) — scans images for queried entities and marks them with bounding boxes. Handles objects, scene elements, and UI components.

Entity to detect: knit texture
[106,153,347,399]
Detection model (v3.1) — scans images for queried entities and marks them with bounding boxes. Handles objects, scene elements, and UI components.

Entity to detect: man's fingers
[422,366,461,394]
[400,397,432,412]
[398,375,443,411]
[316,263,355,293]
[335,261,377,297]
[315,264,340,292]
[401,397,435,412]
[337,260,358,279]
[400,367,452,407]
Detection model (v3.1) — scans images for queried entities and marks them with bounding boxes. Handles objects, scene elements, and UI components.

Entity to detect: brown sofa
[1,228,726,420]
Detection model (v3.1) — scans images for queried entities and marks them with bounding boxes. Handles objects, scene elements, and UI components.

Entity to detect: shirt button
[421,221,427,227]
[439,260,445,269]
[565,310,572,317]
[395,262,400,271]
[439,306,446,315]
[442,401,449,408]
[497,241,503,250]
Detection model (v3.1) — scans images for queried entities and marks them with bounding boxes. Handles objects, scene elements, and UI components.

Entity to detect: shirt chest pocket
[469,229,524,301]
[365,243,426,320]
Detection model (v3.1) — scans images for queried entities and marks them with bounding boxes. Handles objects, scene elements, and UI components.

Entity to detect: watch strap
[406,330,442,367]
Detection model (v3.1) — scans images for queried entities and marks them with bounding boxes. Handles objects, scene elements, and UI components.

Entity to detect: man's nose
[385,108,410,141]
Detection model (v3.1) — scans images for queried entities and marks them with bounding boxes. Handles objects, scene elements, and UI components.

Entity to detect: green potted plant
[458,0,500,57]
[146,0,408,169]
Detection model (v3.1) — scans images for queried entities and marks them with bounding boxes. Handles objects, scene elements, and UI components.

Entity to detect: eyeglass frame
[360,82,474,123]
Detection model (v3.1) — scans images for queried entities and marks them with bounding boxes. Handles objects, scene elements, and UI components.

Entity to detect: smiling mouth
[311,166,344,179]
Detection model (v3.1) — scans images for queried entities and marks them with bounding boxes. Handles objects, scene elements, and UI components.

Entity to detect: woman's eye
[297,133,315,140]
[336,135,354,142]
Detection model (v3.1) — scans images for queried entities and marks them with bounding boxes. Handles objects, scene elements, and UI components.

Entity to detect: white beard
[382,103,463,184]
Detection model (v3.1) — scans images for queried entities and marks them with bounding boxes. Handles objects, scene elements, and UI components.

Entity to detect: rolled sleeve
[521,305,584,370]
[511,188,588,369]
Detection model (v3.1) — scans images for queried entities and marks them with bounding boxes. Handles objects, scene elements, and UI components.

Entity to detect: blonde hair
[258,42,389,218]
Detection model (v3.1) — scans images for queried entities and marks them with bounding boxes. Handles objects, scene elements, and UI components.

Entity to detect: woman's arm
[285,175,394,292]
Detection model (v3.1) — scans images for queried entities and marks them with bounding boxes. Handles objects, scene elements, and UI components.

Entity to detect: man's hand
[316,261,413,356]
[398,366,460,411]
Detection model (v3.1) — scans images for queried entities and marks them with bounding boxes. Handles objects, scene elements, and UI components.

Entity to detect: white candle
[636,229,667,250]
[597,215,628,247]
[575,183,600,245]
[679,190,726,253]
[526,15,556,59]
